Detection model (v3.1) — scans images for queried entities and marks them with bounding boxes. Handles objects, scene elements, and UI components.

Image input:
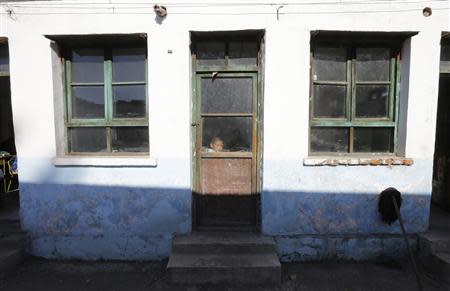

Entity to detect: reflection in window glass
[355,48,390,81]
[313,85,346,118]
[72,49,104,83]
[355,85,389,118]
[201,77,252,113]
[228,41,258,66]
[112,127,149,152]
[72,86,104,119]
[354,127,393,152]
[0,45,9,73]
[313,47,347,81]
[196,41,226,66]
[202,117,252,152]
[113,85,146,118]
[112,48,146,82]
[310,127,348,153]
[70,127,107,152]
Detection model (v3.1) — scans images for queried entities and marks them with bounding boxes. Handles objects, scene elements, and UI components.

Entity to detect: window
[64,46,148,154]
[310,39,399,155]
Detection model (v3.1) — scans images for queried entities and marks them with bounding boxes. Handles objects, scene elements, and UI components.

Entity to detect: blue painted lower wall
[21,183,191,260]
[18,158,433,261]
[275,235,418,262]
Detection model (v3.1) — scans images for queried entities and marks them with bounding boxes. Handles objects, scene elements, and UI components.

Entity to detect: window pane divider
[389,55,396,121]
[71,82,104,86]
[196,65,258,72]
[201,113,253,117]
[311,120,395,127]
[68,120,148,127]
[105,49,113,122]
[313,81,348,85]
[354,81,391,85]
[65,59,73,124]
[112,81,146,85]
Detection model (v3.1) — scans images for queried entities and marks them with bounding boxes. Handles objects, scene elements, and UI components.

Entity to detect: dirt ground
[0,257,449,291]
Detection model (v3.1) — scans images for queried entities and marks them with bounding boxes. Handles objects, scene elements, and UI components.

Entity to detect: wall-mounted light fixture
[422,7,432,17]
[154,4,168,18]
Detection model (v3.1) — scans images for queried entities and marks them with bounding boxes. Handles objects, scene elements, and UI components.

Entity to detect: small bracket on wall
[276,5,284,21]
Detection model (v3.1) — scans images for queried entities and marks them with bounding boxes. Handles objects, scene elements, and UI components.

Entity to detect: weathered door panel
[200,158,252,195]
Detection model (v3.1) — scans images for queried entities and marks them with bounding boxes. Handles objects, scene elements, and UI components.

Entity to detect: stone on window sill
[303,157,413,167]
[52,156,158,167]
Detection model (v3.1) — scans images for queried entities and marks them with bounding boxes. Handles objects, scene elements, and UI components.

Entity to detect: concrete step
[421,252,450,284]
[0,247,25,274]
[419,231,450,254]
[167,252,281,285]
[0,233,26,249]
[0,221,22,235]
[172,232,277,254]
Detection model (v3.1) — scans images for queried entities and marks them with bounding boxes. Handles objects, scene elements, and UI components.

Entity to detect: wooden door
[193,72,259,228]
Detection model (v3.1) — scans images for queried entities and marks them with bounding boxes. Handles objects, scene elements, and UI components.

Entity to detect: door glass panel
[228,41,258,66]
[112,127,149,152]
[112,85,146,118]
[313,85,346,118]
[196,41,226,66]
[355,48,390,81]
[72,86,104,119]
[355,85,389,118]
[201,77,253,113]
[354,127,393,152]
[202,117,252,152]
[310,127,348,153]
[71,49,104,83]
[70,127,107,152]
[313,47,347,81]
[112,48,146,82]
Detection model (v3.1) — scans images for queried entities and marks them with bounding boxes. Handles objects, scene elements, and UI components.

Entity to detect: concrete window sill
[52,156,158,167]
[303,157,414,167]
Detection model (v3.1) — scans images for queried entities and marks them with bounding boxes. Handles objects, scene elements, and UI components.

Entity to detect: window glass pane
[354,127,393,153]
[70,127,107,152]
[201,77,252,113]
[112,127,149,152]
[355,48,390,81]
[313,47,347,81]
[112,48,146,82]
[228,41,258,66]
[72,86,104,119]
[196,41,226,66]
[71,49,104,83]
[440,45,450,72]
[113,85,146,118]
[355,85,389,118]
[0,45,9,73]
[310,127,348,153]
[202,117,252,152]
[313,85,346,118]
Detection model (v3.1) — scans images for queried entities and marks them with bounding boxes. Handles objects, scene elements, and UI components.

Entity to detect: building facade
[0,0,449,260]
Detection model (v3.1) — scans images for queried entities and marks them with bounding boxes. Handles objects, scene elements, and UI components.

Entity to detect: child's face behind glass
[211,140,224,152]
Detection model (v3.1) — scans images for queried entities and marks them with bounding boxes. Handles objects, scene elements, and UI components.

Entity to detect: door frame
[190,31,265,230]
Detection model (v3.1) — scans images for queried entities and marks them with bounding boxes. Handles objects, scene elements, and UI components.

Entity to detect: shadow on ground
[0,257,449,291]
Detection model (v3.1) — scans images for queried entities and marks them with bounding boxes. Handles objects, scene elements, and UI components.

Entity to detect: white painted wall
[0,0,446,184]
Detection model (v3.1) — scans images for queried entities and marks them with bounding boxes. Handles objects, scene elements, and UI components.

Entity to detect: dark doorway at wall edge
[0,40,19,216]
[431,34,450,212]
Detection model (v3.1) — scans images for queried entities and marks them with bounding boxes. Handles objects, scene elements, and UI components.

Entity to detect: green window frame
[64,45,149,154]
[309,42,400,155]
